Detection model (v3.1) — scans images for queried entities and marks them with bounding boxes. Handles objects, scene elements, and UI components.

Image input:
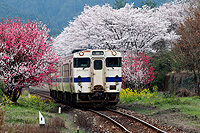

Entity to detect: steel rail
[89,109,132,133]
[30,89,52,100]
[108,109,167,133]
[30,89,50,94]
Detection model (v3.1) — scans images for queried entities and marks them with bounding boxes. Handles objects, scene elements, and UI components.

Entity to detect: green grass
[148,96,200,118]
[119,88,200,128]
[0,90,84,133]
[17,90,56,111]
[4,105,55,125]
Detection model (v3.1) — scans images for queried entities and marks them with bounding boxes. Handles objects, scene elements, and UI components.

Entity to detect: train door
[91,58,105,91]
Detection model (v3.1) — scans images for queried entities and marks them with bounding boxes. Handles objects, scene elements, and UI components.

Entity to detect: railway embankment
[0,89,83,133]
[117,97,200,133]
[118,85,200,132]
[1,86,200,132]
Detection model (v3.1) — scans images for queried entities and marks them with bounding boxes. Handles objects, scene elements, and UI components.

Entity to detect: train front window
[94,60,102,70]
[74,58,90,68]
[106,57,121,67]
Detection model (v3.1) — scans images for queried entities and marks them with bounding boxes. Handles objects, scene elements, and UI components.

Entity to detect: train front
[73,50,122,108]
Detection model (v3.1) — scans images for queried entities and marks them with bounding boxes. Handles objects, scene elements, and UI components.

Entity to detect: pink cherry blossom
[122,52,155,89]
[0,17,59,101]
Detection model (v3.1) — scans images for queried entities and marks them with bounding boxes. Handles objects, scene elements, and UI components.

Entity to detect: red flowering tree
[122,52,155,89]
[0,17,58,102]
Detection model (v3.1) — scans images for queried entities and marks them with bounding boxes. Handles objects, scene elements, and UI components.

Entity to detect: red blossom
[0,17,59,101]
[122,52,155,89]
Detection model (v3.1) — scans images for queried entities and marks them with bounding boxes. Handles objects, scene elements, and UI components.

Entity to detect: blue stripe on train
[74,77,91,83]
[106,77,122,82]
[74,77,122,82]
[52,77,122,83]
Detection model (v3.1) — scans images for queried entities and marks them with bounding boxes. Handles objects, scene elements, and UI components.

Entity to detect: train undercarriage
[50,90,119,108]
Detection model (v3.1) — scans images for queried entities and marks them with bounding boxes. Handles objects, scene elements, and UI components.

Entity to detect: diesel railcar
[49,49,122,108]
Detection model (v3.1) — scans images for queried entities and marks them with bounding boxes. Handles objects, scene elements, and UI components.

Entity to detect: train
[49,49,122,108]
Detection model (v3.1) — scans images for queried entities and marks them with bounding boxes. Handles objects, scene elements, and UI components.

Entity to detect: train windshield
[106,57,121,67]
[74,58,90,68]
[94,60,102,70]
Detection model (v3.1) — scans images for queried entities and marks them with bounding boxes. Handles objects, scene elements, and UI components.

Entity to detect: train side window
[57,65,61,76]
[0,71,3,76]
[61,65,63,76]
[106,57,121,67]
[94,60,102,70]
[74,58,90,68]
[69,63,72,76]
[63,64,69,77]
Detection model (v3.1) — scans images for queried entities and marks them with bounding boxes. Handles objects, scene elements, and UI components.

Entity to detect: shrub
[0,80,5,101]
[150,50,172,91]
[120,85,161,104]
[17,93,56,111]
[47,117,65,128]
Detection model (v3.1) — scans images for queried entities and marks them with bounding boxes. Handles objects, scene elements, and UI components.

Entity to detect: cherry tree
[122,52,155,89]
[154,0,189,44]
[54,0,189,56]
[0,17,59,102]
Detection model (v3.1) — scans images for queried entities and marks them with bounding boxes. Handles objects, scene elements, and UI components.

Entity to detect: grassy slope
[0,90,84,132]
[119,88,200,130]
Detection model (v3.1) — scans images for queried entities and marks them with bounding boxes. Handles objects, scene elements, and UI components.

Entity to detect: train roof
[73,49,121,57]
[61,49,121,64]
[71,48,86,54]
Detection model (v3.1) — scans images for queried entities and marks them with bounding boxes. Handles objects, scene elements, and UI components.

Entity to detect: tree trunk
[11,88,22,102]
[195,69,200,96]
[197,82,200,96]
[196,71,200,96]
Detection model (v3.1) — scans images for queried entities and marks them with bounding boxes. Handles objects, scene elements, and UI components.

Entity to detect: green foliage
[0,81,15,107]
[0,90,82,132]
[4,107,39,124]
[120,87,200,120]
[153,96,181,105]
[170,49,189,73]
[140,0,157,8]
[0,93,55,126]
[113,0,127,9]
[17,91,56,111]
[2,0,118,36]
[0,81,4,99]
[120,86,196,106]
[0,1,37,22]
[150,50,172,90]
[152,96,200,119]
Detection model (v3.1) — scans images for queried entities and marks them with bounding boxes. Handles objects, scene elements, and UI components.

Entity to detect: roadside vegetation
[119,86,200,128]
[0,90,81,133]
[0,0,200,132]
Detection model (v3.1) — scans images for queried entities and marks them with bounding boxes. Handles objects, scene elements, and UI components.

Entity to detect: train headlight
[112,51,117,56]
[110,85,116,90]
[79,51,84,56]
[78,76,82,88]
[115,75,119,85]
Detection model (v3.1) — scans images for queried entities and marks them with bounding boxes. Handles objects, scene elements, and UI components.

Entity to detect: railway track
[29,88,52,100]
[89,108,167,133]
[28,89,181,132]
